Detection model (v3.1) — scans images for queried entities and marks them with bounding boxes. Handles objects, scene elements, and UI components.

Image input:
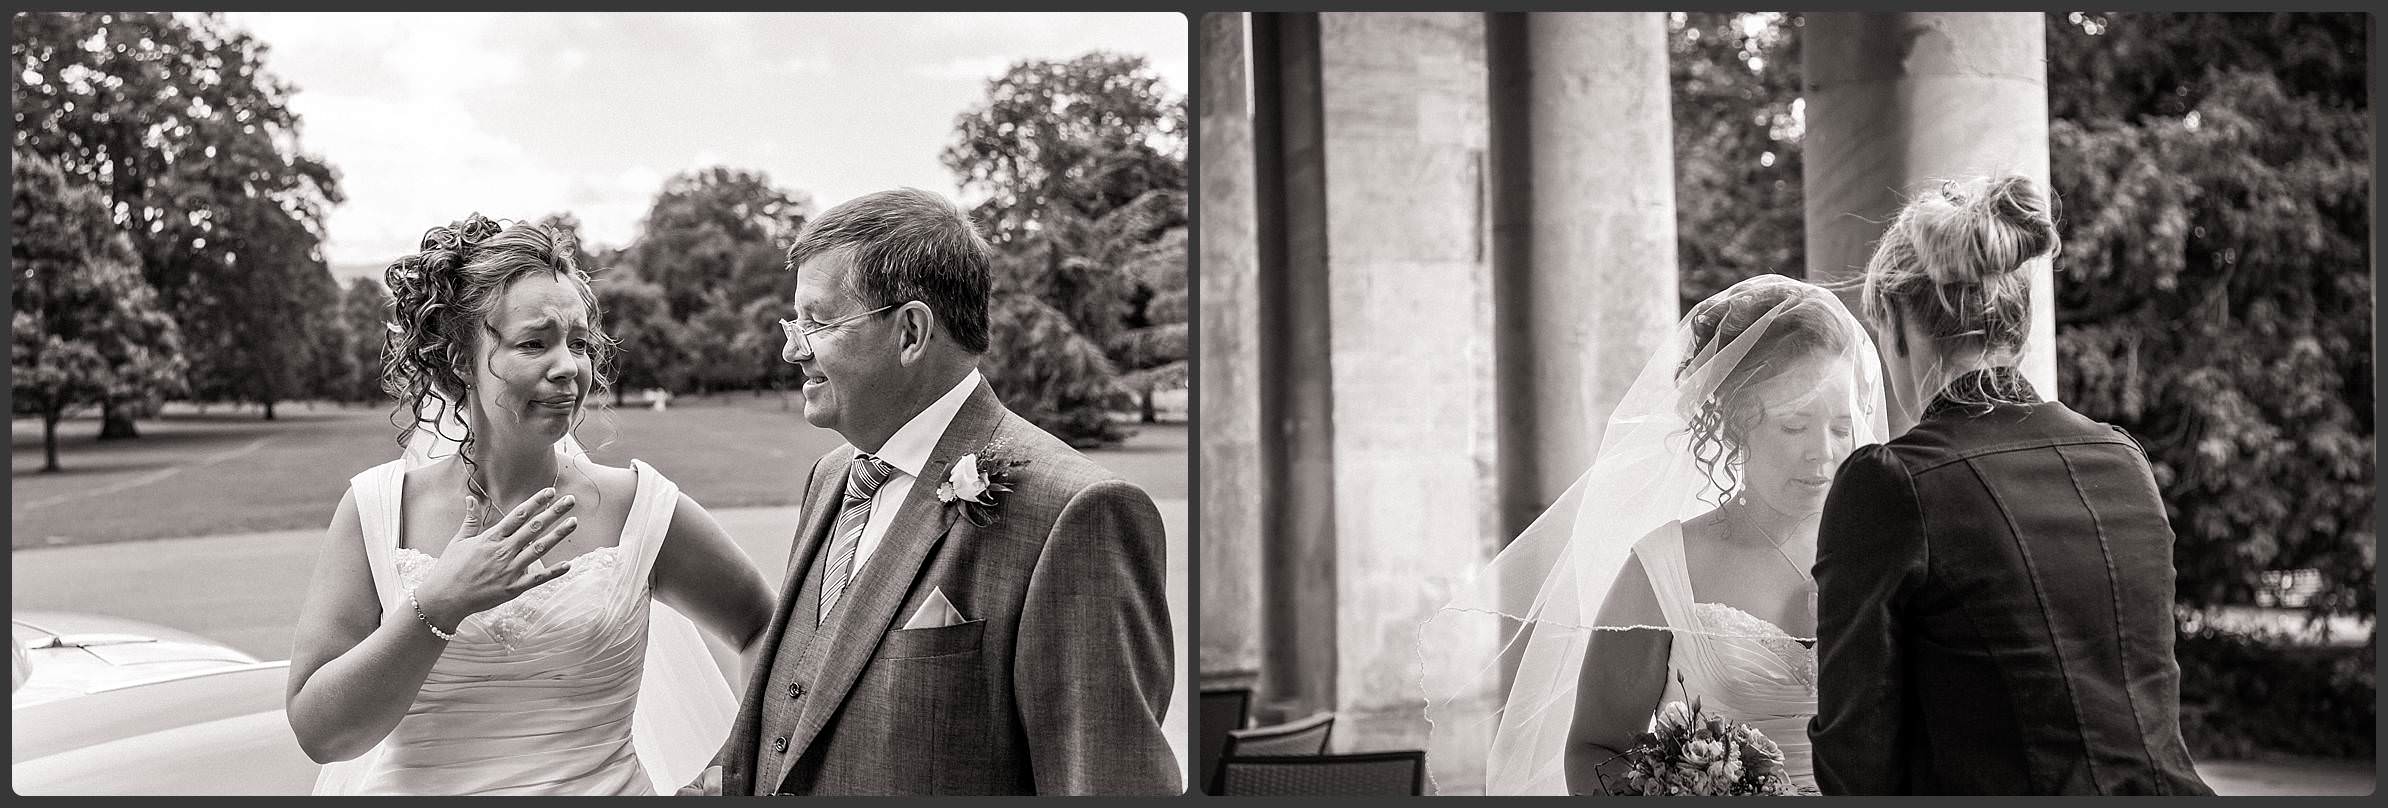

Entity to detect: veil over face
[1418,274,1887,795]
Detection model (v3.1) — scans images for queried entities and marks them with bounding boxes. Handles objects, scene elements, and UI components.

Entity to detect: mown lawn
[12,394,1185,547]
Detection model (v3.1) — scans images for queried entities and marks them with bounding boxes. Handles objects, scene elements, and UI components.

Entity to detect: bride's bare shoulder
[399,457,463,495]
[568,458,640,498]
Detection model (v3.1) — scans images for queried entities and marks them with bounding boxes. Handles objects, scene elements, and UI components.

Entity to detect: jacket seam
[2052,444,2167,794]
[1963,455,2101,792]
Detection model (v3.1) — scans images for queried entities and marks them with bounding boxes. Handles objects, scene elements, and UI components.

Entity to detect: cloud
[207,12,1185,265]
[910,56,1016,83]
[553,47,589,73]
[226,12,531,98]
[775,55,831,75]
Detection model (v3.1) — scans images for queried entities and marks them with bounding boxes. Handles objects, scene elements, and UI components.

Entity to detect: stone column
[1252,12,1341,724]
[1492,12,1682,535]
[1196,12,1264,693]
[1312,11,1503,753]
[1803,12,2058,394]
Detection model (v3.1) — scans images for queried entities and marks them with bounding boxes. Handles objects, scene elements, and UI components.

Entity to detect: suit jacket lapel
[782,381,1009,770]
[781,447,854,610]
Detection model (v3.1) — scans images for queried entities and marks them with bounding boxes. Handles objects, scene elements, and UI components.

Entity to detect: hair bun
[1975,175,2060,270]
[1907,174,2059,285]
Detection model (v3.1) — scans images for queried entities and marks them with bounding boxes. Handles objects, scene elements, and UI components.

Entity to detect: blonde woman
[1809,176,2212,795]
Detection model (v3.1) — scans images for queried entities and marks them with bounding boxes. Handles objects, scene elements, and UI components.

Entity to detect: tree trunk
[43,411,62,472]
[1140,386,1158,423]
[264,399,277,421]
[98,400,141,440]
[615,387,626,408]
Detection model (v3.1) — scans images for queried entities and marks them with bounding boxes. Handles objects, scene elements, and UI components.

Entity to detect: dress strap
[618,459,682,598]
[347,459,410,612]
[1633,521,1697,633]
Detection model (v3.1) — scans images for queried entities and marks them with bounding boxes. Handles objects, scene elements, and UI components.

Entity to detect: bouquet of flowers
[1597,689,1810,796]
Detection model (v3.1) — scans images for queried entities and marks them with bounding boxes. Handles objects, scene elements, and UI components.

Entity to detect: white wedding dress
[1638,522,1818,789]
[312,455,732,795]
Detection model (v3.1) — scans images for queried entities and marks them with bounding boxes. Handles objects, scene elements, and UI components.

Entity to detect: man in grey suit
[682,188,1178,795]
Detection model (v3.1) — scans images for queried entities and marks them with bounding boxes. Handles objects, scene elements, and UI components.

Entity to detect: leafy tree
[176,205,340,420]
[730,295,804,395]
[10,152,187,471]
[681,289,755,395]
[335,278,391,402]
[1019,190,1187,422]
[1668,12,1807,310]
[593,275,688,405]
[12,11,342,433]
[945,53,1189,444]
[303,276,357,404]
[1110,224,1188,422]
[981,278,1133,448]
[627,167,810,320]
[941,52,1187,247]
[2046,12,2372,620]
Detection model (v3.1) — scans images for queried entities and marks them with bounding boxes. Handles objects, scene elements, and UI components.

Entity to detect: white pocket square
[901,586,967,630]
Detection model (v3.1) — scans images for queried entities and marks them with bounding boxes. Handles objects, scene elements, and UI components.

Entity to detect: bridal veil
[1418,274,1886,794]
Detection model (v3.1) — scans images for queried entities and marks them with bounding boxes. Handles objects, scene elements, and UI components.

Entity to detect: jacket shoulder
[992,414,1136,495]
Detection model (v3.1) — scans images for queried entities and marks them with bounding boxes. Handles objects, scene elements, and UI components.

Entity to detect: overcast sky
[214,12,1187,278]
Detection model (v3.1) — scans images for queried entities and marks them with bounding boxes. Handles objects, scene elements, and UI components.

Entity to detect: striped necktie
[819,453,897,624]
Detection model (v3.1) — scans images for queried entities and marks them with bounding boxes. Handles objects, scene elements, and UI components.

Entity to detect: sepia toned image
[11,11,1190,796]
[1196,11,2371,797]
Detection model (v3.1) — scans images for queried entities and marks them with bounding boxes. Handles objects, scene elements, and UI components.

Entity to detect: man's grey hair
[786,187,993,354]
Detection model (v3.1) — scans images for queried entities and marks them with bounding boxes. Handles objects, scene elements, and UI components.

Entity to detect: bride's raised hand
[409,489,579,634]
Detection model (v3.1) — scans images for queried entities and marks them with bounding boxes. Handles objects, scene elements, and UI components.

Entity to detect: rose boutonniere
[936,446,1029,527]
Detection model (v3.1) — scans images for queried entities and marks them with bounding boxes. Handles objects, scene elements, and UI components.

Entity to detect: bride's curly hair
[1676,279,1853,505]
[381,214,618,505]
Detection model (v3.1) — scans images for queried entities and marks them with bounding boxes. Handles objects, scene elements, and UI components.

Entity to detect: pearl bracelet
[407,588,458,641]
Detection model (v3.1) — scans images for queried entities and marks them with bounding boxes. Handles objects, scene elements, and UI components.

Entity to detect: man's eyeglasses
[779,304,896,362]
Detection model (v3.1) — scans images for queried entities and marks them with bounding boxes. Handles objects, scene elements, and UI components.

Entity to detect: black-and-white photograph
[11,11,1189,796]
[1196,11,2371,797]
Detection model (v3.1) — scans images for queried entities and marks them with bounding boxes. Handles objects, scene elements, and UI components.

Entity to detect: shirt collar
[868,369,982,480]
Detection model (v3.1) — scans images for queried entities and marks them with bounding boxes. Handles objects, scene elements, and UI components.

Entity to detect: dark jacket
[1809,368,2212,795]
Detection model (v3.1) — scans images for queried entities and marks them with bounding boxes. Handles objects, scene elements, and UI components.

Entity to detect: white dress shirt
[849,369,982,576]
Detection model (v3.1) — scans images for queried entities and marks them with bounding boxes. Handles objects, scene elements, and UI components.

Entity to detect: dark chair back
[1196,688,1253,795]
[1214,751,1427,796]
[1223,711,1334,757]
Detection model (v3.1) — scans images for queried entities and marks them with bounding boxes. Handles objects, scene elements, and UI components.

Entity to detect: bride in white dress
[1421,275,1886,795]
[285,215,776,795]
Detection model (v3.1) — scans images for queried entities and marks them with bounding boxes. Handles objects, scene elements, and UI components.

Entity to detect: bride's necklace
[1727,497,1822,649]
[1726,497,1814,586]
[472,462,566,538]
